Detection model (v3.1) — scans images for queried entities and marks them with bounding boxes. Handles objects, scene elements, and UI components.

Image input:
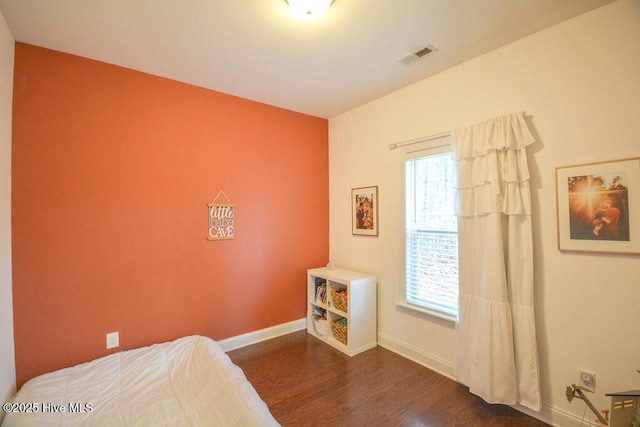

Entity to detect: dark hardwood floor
[227,330,549,427]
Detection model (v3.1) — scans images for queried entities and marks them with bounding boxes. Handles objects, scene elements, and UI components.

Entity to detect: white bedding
[2,335,280,426]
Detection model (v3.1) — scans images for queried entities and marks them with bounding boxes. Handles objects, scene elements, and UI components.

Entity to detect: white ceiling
[0,0,616,119]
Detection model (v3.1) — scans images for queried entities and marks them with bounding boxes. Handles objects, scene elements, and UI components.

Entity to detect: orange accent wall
[11,43,329,387]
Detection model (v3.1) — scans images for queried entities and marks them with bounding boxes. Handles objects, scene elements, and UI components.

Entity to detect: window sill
[396,301,457,323]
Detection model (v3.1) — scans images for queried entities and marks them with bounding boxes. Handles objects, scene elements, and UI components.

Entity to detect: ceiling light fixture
[285,0,335,18]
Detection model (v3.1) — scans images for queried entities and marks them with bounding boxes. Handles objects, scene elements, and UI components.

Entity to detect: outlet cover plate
[578,369,596,393]
[106,331,119,349]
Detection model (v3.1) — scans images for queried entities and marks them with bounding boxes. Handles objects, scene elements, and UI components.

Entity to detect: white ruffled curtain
[453,112,541,411]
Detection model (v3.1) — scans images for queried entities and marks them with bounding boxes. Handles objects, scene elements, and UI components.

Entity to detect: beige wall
[328,0,640,425]
[0,6,15,420]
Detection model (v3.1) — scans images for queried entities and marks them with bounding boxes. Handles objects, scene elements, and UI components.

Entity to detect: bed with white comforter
[2,335,279,426]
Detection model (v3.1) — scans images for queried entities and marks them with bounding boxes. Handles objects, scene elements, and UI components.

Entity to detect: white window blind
[405,147,459,318]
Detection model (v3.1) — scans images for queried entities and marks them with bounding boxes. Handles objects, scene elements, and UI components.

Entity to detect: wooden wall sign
[208,191,235,240]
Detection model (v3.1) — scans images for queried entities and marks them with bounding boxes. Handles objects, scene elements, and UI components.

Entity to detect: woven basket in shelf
[331,319,348,345]
[330,288,348,312]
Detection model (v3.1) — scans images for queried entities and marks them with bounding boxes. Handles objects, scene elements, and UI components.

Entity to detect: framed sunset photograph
[555,157,640,254]
[352,186,378,236]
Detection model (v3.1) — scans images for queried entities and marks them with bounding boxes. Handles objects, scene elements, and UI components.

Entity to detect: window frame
[399,140,459,323]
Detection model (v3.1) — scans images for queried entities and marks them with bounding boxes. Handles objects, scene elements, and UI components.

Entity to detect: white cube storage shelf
[307,267,377,356]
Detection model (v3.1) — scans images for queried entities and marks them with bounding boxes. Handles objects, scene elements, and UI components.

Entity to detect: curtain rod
[388,131,452,150]
[388,112,529,151]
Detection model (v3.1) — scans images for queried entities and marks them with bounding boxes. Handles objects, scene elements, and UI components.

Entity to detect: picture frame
[352,186,378,236]
[555,157,640,254]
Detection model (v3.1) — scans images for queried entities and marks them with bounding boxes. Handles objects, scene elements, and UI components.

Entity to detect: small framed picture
[352,186,378,236]
[555,157,640,254]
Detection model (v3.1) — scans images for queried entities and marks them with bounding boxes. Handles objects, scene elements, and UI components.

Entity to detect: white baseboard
[218,318,306,352]
[377,331,456,380]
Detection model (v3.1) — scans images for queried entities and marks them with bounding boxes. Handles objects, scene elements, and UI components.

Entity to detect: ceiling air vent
[397,44,437,66]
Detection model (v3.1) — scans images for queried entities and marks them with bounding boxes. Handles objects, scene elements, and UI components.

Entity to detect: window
[405,145,458,319]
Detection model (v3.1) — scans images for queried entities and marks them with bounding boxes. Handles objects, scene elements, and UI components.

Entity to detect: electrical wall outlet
[106,331,119,349]
[578,369,596,393]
